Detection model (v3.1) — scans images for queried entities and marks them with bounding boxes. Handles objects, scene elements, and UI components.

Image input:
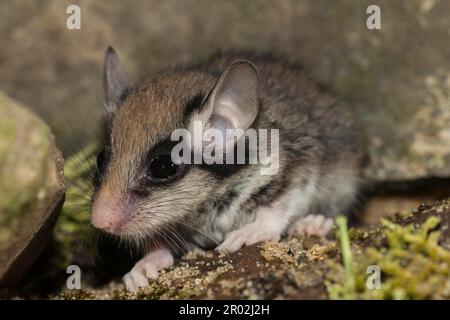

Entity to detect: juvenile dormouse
[90,47,363,291]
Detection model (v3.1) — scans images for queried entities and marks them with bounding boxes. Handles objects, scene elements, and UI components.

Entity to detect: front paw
[122,247,174,292]
[217,223,281,253]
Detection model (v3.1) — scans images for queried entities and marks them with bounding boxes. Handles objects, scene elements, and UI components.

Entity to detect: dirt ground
[8,197,445,300]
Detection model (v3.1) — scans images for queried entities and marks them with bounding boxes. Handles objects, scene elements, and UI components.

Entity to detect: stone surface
[0,92,65,289]
[0,0,449,181]
[50,198,449,300]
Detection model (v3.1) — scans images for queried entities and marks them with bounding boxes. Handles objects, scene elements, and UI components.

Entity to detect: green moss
[332,216,356,299]
[47,143,98,269]
[0,97,17,212]
[326,216,450,299]
[57,143,97,236]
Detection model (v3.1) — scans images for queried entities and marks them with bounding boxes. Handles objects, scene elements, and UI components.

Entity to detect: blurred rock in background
[0,0,449,181]
[0,92,64,289]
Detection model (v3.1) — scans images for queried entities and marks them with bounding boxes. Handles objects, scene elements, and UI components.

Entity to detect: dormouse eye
[146,154,184,182]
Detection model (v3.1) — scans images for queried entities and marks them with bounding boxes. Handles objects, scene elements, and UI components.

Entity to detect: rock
[1,1,450,181]
[0,92,65,289]
[359,181,450,224]
[400,199,450,250]
[51,198,448,300]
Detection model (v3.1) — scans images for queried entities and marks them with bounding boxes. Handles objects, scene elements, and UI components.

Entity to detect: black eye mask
[146,153,185,183]
[135,140,189,193]
[93,146,111,188]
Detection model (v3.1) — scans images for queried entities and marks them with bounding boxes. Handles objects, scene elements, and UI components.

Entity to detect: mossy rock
[0,92,65,289]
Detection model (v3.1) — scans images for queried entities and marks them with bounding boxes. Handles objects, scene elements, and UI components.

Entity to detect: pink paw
[123,247,174,291]
[217,223,281,253]
[288,214,334,237]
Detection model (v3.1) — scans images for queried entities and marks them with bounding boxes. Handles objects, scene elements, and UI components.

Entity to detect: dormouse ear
[196,60,260,139]
[103,46,131,113]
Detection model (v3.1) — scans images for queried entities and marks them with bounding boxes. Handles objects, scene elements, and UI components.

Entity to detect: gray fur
[96,50,364,252]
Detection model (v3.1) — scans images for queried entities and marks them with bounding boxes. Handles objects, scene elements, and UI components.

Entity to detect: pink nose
[91,191,129,233]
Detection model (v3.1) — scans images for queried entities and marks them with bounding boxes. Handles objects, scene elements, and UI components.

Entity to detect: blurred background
[1,0,450,182]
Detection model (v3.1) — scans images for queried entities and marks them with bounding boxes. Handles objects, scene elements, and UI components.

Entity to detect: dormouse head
[90,47,260,241]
